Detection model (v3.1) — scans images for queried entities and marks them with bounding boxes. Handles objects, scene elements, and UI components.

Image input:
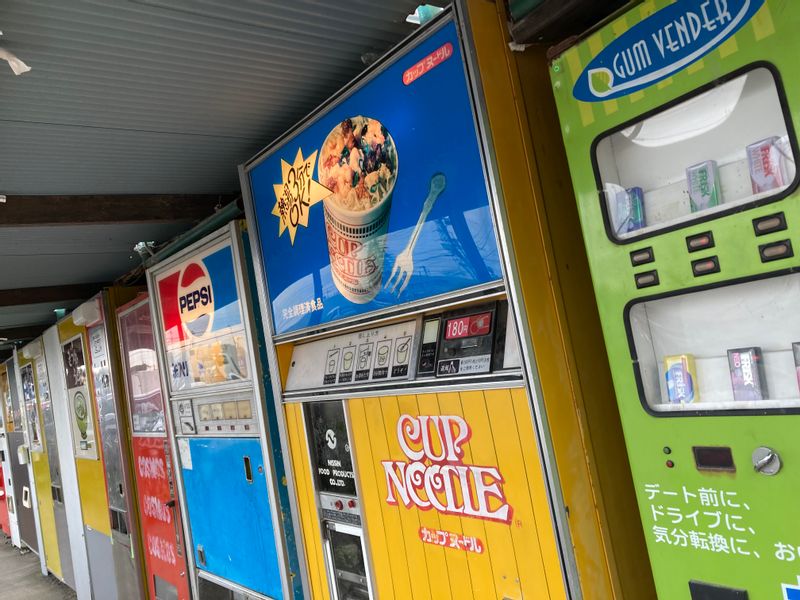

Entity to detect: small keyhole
[118,483,124,497]
[243,456,253,483]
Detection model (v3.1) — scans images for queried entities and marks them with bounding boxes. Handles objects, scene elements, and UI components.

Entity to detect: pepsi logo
[178,262,214,337]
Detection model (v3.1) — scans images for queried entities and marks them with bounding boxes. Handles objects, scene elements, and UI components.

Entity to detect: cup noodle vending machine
[147,222,302,600]
[551,1,800,598]
[240,8,589,599]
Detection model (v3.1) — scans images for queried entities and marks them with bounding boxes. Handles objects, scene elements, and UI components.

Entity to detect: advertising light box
[245,18,503,336]
[154,239,250,393]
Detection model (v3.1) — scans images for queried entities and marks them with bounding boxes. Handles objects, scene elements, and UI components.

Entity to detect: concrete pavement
[0,535,76,600]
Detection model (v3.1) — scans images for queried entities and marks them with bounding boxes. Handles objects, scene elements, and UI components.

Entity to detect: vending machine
[72,289,148,600]
[21,338,76,587]
[239,7,596,599]
[147,222,301,600]
[117,293,192,600]
[55,312,121,599]
[3,355,40,555]
[18,346,64,579]
[0,362,20,547]
[550,1,800,598]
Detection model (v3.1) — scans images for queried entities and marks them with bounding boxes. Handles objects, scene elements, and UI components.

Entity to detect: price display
[444,312,492,340]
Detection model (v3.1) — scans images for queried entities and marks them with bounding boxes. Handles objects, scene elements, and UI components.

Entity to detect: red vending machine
[117,294,191,600]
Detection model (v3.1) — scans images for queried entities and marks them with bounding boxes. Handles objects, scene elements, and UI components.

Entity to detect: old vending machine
[21,338,76,587]
[3,355,41,555]
[18,346,64,580]
[54,310,121,599]
[148,222,301,599]
[74,289,148,600]
[0,362,20,547]
[117,293,192,600]
[240,7,587,599]
[551,0,800,598]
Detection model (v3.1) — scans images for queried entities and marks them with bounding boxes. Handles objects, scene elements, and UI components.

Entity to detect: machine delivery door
[325,523,371,600]
[179,437,282,599]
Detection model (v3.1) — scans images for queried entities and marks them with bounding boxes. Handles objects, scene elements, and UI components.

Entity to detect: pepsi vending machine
[147,221,300,599]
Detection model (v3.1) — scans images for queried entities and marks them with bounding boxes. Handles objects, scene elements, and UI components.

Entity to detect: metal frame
[238,3,580,598]
[146,221,293,600]
[452,1,580,595]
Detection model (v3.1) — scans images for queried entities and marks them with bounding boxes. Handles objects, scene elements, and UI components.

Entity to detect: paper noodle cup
[319,116,398,304]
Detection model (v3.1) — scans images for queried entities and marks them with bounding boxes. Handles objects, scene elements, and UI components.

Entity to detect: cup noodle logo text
[382,414,512,524]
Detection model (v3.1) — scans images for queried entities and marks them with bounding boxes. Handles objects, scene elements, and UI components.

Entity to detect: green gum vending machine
[550,1,800,599]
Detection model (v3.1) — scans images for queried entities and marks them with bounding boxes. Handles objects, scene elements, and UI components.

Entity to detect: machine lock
[752,447,781,475]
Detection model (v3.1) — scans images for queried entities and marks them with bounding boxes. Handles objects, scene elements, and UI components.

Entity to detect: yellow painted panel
[19,354,62,578]
[57,319,110,536]
[348,390,566,599]
[347,398,400,599]
[31,451,61,577]
[511,388,564,588]
[284,403,330,600]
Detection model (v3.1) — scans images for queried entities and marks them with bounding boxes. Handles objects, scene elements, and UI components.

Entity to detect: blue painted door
[181,437,283,599]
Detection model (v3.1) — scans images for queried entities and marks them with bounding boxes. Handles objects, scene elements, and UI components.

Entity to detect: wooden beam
[0,325,46,342]
[0,194,236,226]
[0,283,106,306]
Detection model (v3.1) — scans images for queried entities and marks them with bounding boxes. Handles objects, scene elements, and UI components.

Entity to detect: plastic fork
[385,173,446,296]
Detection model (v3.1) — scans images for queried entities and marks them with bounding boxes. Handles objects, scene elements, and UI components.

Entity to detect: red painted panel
[132,436,190,600]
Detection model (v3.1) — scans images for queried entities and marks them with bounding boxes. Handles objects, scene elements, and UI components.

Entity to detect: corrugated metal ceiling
[0,0,419,194]
[0,0,421,342]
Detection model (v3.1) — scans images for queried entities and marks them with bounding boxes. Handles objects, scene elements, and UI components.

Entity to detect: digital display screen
[444,312,492,340]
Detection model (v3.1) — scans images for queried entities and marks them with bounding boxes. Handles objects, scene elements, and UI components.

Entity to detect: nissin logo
[178,262,214,337]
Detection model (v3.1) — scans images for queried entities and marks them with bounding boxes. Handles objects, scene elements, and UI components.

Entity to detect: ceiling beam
[0,194,236,226]
[0,282,106,307]
[0,325,47,343]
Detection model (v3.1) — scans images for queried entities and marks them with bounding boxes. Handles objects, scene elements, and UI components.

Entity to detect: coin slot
[634,270,659,289]
[692,446,735,473]
[691,256,720,276]
[752,212,786,236]
[630,247,654,266]
[686,231,715,253]
[759,239,793,262]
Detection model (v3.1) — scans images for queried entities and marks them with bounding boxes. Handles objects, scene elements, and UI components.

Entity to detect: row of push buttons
[629,211,794,288]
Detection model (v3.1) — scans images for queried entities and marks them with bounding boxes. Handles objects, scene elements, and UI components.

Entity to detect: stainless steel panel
[88,324,127,512]
[85,526,119,600]
[52,501,75,589]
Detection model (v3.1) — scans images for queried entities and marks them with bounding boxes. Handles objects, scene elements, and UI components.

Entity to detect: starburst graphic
[272,148,331,244]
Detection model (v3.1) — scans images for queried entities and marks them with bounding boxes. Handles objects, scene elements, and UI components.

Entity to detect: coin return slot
[759,239,793,262]
[686,231,714,253]
[634,270,659,289]
[243,456,253,483]
[692,446,735,473]
[630,247,654,266]
[752,212,787,236]
[689,580,748,599]
[691,256,720,276]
